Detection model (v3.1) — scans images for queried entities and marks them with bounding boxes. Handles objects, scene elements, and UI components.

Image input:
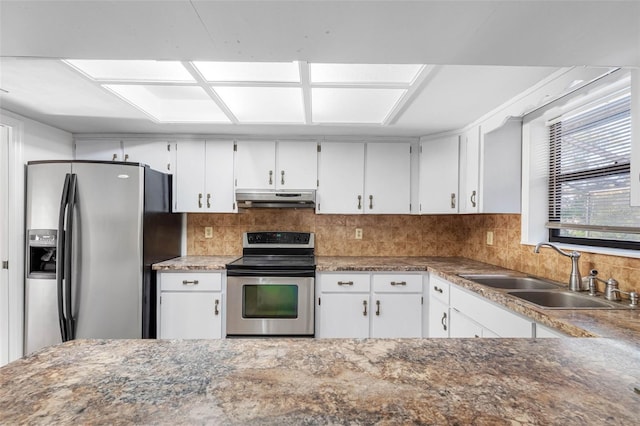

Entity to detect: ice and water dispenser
[27,229,57,279]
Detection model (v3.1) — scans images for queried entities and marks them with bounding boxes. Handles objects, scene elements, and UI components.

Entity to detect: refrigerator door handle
[57,173,71,342]
[64,173,78,340]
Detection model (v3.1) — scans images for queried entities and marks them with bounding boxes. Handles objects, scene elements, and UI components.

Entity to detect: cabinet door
[235,140,276,189]
[123,140,171,173]
[159,292,222,339]
[365,142,411,214]
[318,293,369,338]
[174,141,206,212]
[449,308,482,338]
[316,142,365,214]
[371,293,422,338]
[419,136,459,214]
[205,140,236,212]
[632,70,640,206]
[460,127,480,213]
[277,141,317,190]
[75,139,122,161]
[428,296,449,338]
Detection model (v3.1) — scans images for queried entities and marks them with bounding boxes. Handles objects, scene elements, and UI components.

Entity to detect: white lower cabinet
[428,296,449,338]
[427,273,537,338]
[316,272,423,338]
[157,272,223,339]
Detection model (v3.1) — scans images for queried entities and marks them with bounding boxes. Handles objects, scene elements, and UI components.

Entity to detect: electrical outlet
[355,228,363,240]
[486,231,494,246]
[205,227,213,239]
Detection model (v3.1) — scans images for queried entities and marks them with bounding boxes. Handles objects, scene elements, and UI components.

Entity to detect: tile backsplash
[187,210,640,292]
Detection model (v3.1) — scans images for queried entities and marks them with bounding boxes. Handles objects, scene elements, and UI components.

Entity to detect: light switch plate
[355,228,363,240]
[205,226,213,239]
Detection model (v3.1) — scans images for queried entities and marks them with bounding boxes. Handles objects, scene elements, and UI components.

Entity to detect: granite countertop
[152,255,239,270]
[153,255,640,344]
[2,338,639,425]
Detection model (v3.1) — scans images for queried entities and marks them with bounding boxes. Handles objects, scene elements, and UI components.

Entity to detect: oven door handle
[226,269,315,278]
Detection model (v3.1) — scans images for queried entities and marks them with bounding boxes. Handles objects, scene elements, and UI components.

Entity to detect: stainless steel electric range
[225,232,315,337]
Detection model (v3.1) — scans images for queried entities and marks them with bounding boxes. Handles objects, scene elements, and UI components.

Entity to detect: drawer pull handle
[337,281,354,286]
[433,285,443,293]
[441,312,447,331]
[363,300,367,316]
[182,280,199,285]
[214,299,219,315]
[376,300,381,316]
[391,281,406,286]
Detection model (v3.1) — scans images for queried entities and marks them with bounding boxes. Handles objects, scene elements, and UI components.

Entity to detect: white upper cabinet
[479,119,522,213]
[458,120,522,214]
[235,140,317,190]
[317,141,411,214]
[419,135,459,214]
[122,140,173,174]
[317,142,365,214]
[174,140,236,213]
[365,142,411,214]
[75,139,123,162]
[75,139,172,173]
[459,126,480,213]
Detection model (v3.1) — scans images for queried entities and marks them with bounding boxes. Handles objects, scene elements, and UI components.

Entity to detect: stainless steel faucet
[534,242,583,291]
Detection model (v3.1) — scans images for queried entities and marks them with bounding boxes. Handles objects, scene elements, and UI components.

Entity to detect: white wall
[0,109,73,363]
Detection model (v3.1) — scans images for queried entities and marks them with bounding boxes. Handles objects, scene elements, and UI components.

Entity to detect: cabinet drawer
[318,273,370,293]
[159,272,222,292]
[372,274,422,293]
[429,275,450,303]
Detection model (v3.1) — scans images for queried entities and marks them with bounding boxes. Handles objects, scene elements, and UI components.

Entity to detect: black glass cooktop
[226,255,316,270]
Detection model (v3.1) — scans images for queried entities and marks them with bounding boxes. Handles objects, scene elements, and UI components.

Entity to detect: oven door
[226,275,314,336]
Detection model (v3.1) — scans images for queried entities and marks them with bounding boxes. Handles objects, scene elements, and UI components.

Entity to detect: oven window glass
[243,285,298,318]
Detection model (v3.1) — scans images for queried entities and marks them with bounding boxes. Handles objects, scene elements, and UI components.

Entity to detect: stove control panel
[246,232,311,245]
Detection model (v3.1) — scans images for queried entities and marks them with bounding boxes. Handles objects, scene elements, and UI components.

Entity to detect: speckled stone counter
[2,338,639,425]
[152,255,238,270]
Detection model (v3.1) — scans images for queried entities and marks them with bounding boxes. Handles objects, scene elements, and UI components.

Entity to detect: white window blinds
[547,87,640,245]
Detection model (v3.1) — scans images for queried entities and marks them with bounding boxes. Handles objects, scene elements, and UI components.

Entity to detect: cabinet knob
[206,193,211,208]
[124,154,129,161]
[337,281,354,286]
[369,195,373,210]
[281,170,285,185]
[433,285,443,294]
[269,170,273,185]
[214,299,220,316]
[357,195,362,210]
[390,281,406,286]
[182,280,199,285]
[363,300,368,316]
[198,193,203,208]
[470,190,477,208]
[112,153,118,161]
[441,312,447,331]
[450,193,456,209]
[375,300,381,316]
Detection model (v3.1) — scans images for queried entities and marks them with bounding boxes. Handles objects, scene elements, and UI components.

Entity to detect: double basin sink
[459,274,629,310]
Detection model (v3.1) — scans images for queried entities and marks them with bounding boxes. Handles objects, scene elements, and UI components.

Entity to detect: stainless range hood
[235,190,316,209]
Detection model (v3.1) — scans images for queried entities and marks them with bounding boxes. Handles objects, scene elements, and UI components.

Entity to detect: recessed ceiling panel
[65,60,195,82]
[310,64,423,84]
[213,86,304,123]
[312,88,406,123]
[194,61,300,82]
[104,85,230,122]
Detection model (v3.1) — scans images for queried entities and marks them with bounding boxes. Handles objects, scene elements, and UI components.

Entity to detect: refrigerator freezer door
[71,162,144,339]
[24,163,70,354]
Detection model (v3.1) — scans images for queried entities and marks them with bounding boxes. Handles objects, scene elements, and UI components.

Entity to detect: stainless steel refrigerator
[24,160,181,355]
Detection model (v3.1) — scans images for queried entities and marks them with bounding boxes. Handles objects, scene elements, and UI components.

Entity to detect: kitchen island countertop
[1,337,639,425]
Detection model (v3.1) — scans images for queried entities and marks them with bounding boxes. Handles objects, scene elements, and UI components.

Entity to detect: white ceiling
[1,0,638,137]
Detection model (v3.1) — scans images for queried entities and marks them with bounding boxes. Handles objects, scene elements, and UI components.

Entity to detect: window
[547,86,640,249]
